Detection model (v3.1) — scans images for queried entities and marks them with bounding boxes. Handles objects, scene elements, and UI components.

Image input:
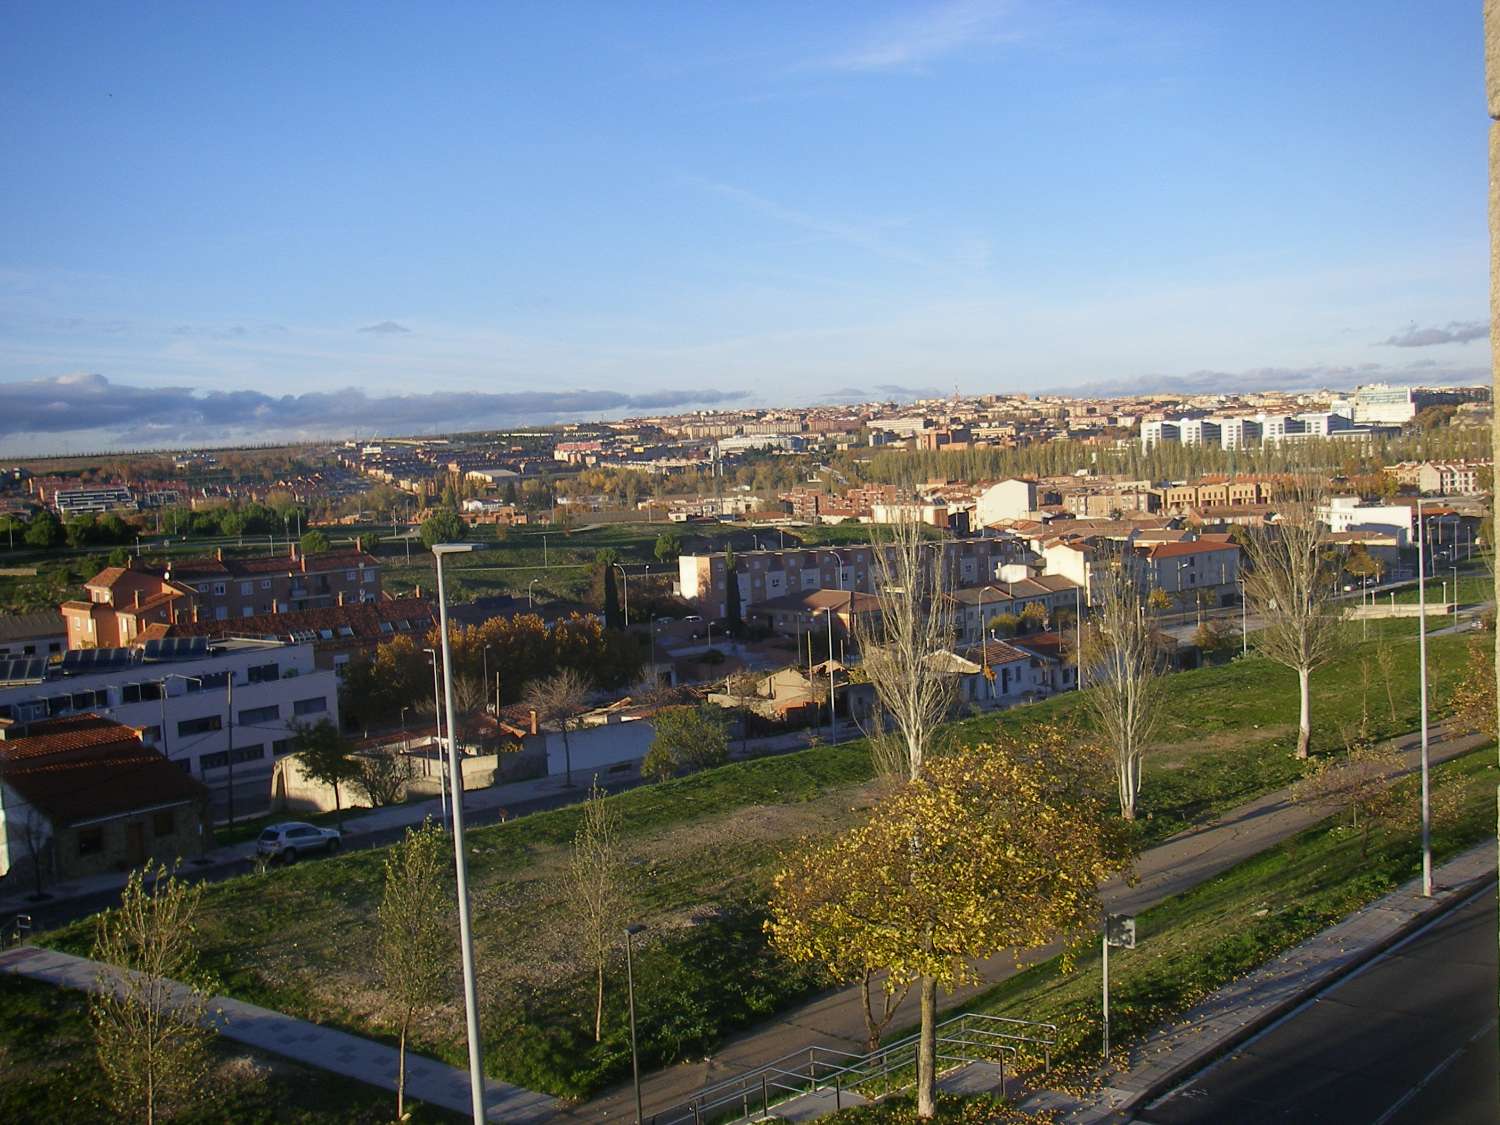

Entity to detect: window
[247,662,279,683]
[214,606,228,621]
[261,579,272,590]
[231,745,265,764]
[240,581,253,596]
[200,751,229,770]
[199,671,228,691]
[153,810,175,836]
[293,696,327,716]
[272,738,294,756]
[318,628,334,640]
[22,644,34,655]
[345,569,356,581]
[78,827,104,856]
[213,582,226,596]
[239,704,279,725]
[337,625,354,637]
[242,606,255,617]
[177,714,223,737]
[379,621,394,634]
[364,570,376,584]
[123,682,164,704]
[142,725,162,744]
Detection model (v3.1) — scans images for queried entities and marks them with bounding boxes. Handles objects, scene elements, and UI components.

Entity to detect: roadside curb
[1118,849,1497,1118]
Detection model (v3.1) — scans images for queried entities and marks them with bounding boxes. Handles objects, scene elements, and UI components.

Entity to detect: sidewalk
[1015,841,1497,1123]
[0,943,556,1123]
[561,725,1492,1122]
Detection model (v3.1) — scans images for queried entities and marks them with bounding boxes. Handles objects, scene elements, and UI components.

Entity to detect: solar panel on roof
[0,656,48,685]
[61,647,133,673]
[141,636,209,662]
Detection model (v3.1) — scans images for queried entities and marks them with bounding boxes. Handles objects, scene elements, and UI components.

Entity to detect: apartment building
[1130,540,1241,605]
[1318,497,1412,546]
[0,637,338,821]
[677,540,1002,618]
[0,611,67,660]
[62,545,382,648]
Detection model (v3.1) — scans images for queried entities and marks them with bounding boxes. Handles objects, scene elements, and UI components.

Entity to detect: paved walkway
[1016,841,1498,1123]
[561,725,1492,1122]
[0,943,556,1123]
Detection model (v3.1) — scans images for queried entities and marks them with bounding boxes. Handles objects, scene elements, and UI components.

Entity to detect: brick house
[62,544,384,649]
[0,714,209,888]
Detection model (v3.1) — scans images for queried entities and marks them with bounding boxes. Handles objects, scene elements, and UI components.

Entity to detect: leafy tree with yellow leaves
[767,729,1126,1119]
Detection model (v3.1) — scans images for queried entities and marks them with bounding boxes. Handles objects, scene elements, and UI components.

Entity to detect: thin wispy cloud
[359,320,412,335]
[824,0,1018,73]
[1072,362,1490,398]
[1380,320,1488,348]
[693,178,942,270]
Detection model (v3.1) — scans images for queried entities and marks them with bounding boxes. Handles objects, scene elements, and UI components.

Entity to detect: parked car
[256,821,341,862]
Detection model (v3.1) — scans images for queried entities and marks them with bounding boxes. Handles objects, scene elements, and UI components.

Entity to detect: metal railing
[647,1012,1057,1124]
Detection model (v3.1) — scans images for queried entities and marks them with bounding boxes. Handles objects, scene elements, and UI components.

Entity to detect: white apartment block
[1318,497,1411,546]
[0,638,338,822]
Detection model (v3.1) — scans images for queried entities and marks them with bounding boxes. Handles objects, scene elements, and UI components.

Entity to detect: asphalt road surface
[1139,883,1499,1125]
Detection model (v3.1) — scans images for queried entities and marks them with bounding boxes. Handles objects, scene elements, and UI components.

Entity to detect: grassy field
[951,747,1498,1078]
[42,626,1479,1099]
[0,975,459,1123]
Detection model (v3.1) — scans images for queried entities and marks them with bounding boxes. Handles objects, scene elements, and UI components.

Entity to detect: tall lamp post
[1415,500,1432,898]
[433,542,487,1123]
[625,923,647,1124]
[528,577,539,608]
[423,646,448,830]
[822,605,836,743]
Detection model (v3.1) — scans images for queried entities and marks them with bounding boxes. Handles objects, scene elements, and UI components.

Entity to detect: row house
[948,576,1083,645]
[62,545,383,649]
[1381,460,1491,496]
[677,540,1002,618]
[746,589,883,644]
[1129,539,1241,607]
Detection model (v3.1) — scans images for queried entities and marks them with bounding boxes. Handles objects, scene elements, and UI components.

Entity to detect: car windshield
[258,829,278,842]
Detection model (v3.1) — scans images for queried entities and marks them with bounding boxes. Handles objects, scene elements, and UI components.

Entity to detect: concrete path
[1014,841,1497,1124]
[560,725,1492,1122]
[0,943,556,1124]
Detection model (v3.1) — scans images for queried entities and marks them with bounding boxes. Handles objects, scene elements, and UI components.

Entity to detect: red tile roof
[0,715,206,826]
[156,596,435,644]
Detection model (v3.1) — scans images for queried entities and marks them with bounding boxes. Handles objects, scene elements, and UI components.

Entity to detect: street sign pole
[1102,914,1136,1062]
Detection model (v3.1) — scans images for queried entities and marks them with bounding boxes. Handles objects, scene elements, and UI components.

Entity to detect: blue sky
[0,1,1488,451]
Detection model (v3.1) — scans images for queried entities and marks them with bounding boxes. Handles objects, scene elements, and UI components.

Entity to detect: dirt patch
[1152,724,1295,764]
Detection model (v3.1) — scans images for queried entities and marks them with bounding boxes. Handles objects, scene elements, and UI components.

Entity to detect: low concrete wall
[1345,603,1454,619]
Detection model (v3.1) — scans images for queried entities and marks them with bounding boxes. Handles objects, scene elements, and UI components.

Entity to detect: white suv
[256,822,341,862]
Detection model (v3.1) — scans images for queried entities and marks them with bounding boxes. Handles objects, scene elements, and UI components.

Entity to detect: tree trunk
[916,974,937,1118]
[562,723,573,787]
[594,957,605,1043]
[397,1014,409,1120]
[1296,666,1311,759]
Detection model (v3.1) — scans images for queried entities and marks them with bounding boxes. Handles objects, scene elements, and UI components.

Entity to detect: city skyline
[1,1,1488,451]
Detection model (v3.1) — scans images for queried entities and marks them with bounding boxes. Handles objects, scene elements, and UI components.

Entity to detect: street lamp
[423,647,449,830]
[1415,500,1432,898]
[528,577,539,608]
[624,923,648,1125]
[1451,564,1459,626]
[433,542,487,1124]
[822,605,836,743]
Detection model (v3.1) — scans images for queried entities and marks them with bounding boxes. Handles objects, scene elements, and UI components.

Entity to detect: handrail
[648,1012,1058,1125]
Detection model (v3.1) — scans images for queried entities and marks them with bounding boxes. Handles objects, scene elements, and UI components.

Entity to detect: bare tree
[377,821,451,1121]
[19,806,50,899]
[524,668,592,787]
[854,512,958,782]
[568,779,631,1042]
[354,750,415,807]
[1244,479,1343,758]
[1081,556,1163,820]
[723,671,761,753]
[89,863,215,1125]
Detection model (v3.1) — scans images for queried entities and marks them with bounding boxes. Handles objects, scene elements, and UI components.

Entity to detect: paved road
[1138,884,1499,1125]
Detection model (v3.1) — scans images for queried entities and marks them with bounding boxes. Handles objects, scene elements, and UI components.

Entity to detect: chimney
[133,589,141,609]
[289,543,298,561]
[354,535,362,553]
[337,591,345,607]
[528,708,538,736]
[215,547,223,561]
[191,604,199,623]
[300,555,307,573]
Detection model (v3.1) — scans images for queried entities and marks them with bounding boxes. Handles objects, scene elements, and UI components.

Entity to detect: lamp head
[431,543,476,557]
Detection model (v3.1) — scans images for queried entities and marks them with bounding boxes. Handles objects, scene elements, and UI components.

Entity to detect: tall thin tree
[568,780,631,1043]
[854,512,958,782]
[1082,554,1163,820]
[89,864,215,1125]
[1243,478,1343,758]
[524,668,591,787]
[377,821,451,1122]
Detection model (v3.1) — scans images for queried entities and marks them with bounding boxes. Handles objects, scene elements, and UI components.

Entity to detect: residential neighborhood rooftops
[0,714,206,827]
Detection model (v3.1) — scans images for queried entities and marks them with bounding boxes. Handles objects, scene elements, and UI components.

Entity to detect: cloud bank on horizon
[0,373,746,448]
